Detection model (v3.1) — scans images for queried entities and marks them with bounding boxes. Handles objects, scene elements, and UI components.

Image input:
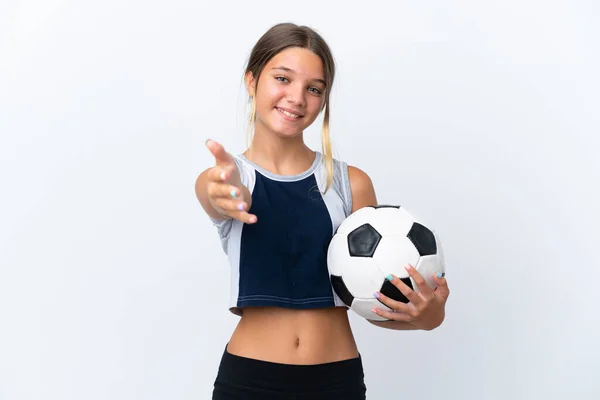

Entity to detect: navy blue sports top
[210,151,353,316]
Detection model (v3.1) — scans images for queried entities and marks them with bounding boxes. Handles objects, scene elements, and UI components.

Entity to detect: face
[246,47,327,139]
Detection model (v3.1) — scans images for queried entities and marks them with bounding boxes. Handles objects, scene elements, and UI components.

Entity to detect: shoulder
[347,165,373,190]
[347,165,377,212]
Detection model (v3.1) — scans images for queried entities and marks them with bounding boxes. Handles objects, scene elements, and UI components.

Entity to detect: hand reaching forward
[204,139,257,224]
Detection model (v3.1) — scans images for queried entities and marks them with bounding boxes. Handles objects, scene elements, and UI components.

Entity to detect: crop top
[210,151,353,316]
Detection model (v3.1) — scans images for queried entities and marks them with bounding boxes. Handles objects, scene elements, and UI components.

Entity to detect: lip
[275,106,304,120]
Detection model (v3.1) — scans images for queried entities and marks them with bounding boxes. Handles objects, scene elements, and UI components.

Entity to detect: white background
[1,0,599,399]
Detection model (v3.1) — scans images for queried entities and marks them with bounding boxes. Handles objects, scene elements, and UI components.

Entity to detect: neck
[244,123,315,176]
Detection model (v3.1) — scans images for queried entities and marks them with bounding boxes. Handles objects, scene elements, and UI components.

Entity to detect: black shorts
[212,346,367,399]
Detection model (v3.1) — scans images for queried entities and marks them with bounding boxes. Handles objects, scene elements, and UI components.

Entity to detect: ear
[245,71,256,97]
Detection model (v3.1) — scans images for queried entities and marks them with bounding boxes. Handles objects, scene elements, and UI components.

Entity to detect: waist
[227,306,358,365]
[215,346,366,396]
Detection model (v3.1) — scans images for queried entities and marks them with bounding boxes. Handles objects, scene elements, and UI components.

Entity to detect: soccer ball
[327,205,445,321]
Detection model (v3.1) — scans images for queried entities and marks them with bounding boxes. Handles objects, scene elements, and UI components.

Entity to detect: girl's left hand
[373,264,450,330]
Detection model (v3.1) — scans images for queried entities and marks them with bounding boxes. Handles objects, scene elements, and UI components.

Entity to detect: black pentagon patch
[347,223,381,257]
[330,275,354,307]
[380,278,413,304]
[369,204,401,209]
[407,222,437,256]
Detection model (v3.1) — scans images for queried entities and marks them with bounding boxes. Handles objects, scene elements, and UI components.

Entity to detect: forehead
[265,47,325,81]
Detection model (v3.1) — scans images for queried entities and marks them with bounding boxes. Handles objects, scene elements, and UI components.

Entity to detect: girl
[195,22,450,400]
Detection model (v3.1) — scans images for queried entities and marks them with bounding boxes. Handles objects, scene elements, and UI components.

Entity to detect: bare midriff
[226,306,359,365]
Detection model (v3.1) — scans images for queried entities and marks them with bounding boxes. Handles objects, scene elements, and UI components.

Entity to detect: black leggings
[212,346,367,399]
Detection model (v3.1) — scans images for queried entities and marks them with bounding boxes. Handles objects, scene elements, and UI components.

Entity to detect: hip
[213,344,366,400]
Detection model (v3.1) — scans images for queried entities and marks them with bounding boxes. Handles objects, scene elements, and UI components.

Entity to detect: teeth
[278,108,299,119]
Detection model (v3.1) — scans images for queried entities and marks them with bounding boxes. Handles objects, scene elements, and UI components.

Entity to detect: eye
[309,87,323,95]
[275,76,289,83]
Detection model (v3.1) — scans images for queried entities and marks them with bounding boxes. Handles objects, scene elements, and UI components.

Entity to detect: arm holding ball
[347,166,450,331]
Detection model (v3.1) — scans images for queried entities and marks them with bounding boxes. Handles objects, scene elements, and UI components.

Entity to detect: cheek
[307,97,325,115]
[257,82,285,107]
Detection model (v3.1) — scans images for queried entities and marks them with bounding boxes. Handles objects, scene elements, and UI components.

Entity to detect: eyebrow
[271,66,326,86]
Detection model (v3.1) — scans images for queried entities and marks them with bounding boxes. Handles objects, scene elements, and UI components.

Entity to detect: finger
[373,291,417,317]
[433,272,450,300]
[212,197,257,224]
[386,273,421,305]
[207,164,238,183]
[206,139,234,167]
[404,264,435,298]
[208,182,243,200]
[207,166,227,182]
[213,197,248,214]
[214,198,257,222]
[232,211,258,224]
[371,307,413,322]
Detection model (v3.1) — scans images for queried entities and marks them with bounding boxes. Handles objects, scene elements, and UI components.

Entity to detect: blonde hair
[320,104,334,192]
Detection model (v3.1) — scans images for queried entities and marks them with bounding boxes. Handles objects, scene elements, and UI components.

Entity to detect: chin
[266,117,308,138]
[273,127,304,139]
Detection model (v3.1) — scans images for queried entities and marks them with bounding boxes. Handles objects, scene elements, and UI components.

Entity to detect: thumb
[206,139,233,166]
[433,272,450,300]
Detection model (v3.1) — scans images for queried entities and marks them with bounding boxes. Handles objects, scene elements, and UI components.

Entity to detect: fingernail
[373,292,380,299]
[436,272,442,278]
[404,264,411,270]
[237,203,244,211]
[371,308,378,314]
[220,171,226,180]
[230,189,237,198]
[386,274,393,281]
[249,216,257,223]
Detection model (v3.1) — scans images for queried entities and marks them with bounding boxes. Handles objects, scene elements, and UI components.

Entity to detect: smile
[276,107,302,120]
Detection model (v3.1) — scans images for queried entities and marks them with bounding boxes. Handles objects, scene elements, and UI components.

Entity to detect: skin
[195,47,450,365]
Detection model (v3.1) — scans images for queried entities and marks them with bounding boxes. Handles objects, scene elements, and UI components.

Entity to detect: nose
[286,83,306,107]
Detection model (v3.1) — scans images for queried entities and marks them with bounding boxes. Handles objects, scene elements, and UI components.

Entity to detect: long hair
[244,23,336,192]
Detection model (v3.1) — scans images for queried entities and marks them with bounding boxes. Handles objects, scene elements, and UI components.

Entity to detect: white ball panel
[366,207,415,237]
[326,234,349,276]
[373,236,420,279]
[334,206,377,235]
[339,256,386,298]
[415,254,443,291]
[351,297,392,321]
[436,234,446,271]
